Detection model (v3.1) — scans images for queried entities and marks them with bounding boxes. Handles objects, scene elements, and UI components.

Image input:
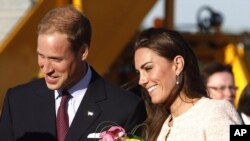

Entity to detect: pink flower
[99,126,125,141]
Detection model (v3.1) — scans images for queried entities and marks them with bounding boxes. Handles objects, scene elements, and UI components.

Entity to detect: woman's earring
[176,75,179,85]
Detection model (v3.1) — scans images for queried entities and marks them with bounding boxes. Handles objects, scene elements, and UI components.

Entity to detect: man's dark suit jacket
[0,68,147,141]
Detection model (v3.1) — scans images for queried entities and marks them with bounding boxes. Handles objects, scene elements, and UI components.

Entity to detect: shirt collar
[241,112,250,125]
[55,64,92,99]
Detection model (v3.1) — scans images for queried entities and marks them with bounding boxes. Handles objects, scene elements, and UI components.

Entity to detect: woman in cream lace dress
[134,27,242,141]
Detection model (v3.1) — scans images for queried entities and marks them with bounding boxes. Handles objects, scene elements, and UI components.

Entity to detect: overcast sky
[141,0,250,34]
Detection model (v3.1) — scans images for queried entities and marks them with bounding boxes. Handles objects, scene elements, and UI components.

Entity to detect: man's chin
[46,83,60,90]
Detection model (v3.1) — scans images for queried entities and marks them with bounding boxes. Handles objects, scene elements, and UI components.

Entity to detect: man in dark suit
[0,5,146,141]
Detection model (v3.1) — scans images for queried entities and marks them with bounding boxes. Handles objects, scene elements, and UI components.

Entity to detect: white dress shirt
[55,64,92,126]
[241,112,250,125]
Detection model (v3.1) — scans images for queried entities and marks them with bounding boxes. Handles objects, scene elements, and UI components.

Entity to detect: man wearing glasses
[201,61,238,104]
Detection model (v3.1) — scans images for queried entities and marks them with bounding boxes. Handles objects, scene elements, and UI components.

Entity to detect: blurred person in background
[237,83,250,125]
[200,61,237,104]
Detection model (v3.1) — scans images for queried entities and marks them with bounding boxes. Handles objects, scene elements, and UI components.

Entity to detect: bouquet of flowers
[88,121,148,141]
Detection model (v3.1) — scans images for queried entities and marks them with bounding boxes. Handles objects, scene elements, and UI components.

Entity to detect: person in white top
[237,83,250,125]
[134,27,242,141]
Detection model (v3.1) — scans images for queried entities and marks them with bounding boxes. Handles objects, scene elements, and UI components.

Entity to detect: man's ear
[173,55,184,75]
[80,44,89,60]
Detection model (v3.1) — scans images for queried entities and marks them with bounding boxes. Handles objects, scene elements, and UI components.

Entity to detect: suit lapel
[34,79,57,137]
[65,68,107,141]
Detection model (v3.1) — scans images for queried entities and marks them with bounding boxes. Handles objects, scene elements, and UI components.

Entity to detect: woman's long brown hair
[134,28,207,141]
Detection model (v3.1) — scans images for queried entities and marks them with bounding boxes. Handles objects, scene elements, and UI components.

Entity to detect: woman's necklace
[165,115,173,140]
